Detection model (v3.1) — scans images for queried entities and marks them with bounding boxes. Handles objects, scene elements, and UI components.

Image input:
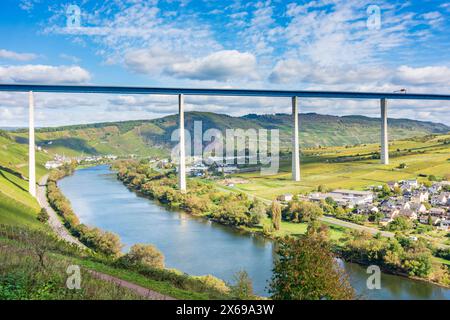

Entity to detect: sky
[0,0,449,127]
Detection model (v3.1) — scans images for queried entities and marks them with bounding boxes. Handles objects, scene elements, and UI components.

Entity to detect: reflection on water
[58,165,450,299]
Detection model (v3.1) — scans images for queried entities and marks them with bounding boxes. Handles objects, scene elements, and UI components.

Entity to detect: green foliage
[381,184,392,197]
[387,216,413,232]
[37,208,49,223]
[284,200,323,223]
[114,160,261,228]
[0,129,12,141]
[340,230,434,279]
[229,271,255,300]
[249,199,267,225]
[270,201,282,231]
[77,225,123,258]
[121,244,165,269]
[269,236,354,300]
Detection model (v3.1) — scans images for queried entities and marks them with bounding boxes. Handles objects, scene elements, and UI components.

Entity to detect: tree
[269,236,354,300]
[37,208,49,223]
[230,270,254,300]
[387,216,413,232]
[249,199,267,225]
[123,244,165,269]
[271,201,282,231]
[393,186,402,196]
[381,184,391,197]
[306,220,329,241]
[78,226,123,257]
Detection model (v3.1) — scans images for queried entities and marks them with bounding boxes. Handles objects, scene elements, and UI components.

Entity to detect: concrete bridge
[0,84,449,196]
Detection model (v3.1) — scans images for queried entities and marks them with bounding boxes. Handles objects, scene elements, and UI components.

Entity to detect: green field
[230,134,450,200]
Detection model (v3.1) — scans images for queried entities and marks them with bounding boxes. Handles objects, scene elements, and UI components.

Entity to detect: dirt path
[37,175,84,247]
[88,270,176,300]
[37,175,176,300]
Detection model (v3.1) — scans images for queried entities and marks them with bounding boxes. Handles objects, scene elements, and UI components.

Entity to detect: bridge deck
[0,84,450,101]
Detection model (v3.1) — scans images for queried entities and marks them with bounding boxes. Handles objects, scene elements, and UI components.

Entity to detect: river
[58,165,450,299]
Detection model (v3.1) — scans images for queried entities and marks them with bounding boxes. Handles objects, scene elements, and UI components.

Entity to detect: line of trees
[113,160,268,229]
[339,230,450,285]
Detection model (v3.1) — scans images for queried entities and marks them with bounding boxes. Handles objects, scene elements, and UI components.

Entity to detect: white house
[429,207,447,217]
[438,220,450,231]
[399,209,417,220]
[45,161,63,170]
[278,194,293,202]
[410,191,429,204]
[431,193,448,206]
[408,202,427,214]
[401,179,419,191]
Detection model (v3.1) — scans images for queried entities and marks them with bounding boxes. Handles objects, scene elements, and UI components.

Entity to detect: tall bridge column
[28,91,36,198]
[178,94,187,192]
[292,96,301,181]
[380,98,389,165]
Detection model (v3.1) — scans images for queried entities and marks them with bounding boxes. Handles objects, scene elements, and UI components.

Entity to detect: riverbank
[45,165,242,300]
[111,161,450,290]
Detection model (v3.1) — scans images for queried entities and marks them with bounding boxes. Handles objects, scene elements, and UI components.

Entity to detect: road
[37,175,84,247]
[320,216,394,237]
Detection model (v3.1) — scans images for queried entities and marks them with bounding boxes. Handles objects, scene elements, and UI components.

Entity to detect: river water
[58,165,450,299]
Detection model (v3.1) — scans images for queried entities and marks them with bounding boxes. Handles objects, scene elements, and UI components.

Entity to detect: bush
[387,216,413,232]
[229,270,254,300]
[77,225,123,257]
[269,236,354,300]
[121,244,164,269]
[37,208,49,223]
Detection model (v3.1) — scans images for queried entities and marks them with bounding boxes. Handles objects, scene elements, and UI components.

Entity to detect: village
[278,179,450,232]
[44,154,118,169]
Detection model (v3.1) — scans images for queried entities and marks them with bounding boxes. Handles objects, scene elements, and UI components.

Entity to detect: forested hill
[10,112,450,157]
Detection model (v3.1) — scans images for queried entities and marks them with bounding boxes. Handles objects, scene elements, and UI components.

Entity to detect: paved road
[37,175,84,247]
[319,216,394,237]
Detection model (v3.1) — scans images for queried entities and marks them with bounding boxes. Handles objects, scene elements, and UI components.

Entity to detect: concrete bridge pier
[380,98,389,165]
[29,91,36,198]
[178,94,187,193]
[292,96,301,181]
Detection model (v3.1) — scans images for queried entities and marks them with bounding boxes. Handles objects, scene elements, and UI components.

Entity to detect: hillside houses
[303,179,450,231]
[379,180,449,229]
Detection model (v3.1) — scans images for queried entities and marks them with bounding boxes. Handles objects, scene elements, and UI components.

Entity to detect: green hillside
[9,112,449,157]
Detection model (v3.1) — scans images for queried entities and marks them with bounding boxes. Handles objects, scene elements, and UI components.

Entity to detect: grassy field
[229,134,450,200]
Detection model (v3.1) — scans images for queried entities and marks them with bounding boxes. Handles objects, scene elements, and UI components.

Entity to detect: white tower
[29,91,36,198]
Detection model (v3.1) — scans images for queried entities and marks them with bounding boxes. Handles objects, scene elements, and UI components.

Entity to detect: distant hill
[10,112,450,157]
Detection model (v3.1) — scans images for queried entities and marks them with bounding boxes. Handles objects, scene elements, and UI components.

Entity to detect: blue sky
[0,0,449,126]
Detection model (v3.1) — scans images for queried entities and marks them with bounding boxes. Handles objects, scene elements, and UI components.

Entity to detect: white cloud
[421,11,444,27]
[393,65,450,85]
[124,47,187,75]
[0,65,91,84]
[166,50,259,81]
[0,49,37,61]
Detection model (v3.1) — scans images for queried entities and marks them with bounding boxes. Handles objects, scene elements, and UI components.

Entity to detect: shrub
[387,216,413,232]
[269,236,354,300]
[77,225,123,257]
[229,270,254,300]
[122,244,164,269]
[37,208,49,223]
